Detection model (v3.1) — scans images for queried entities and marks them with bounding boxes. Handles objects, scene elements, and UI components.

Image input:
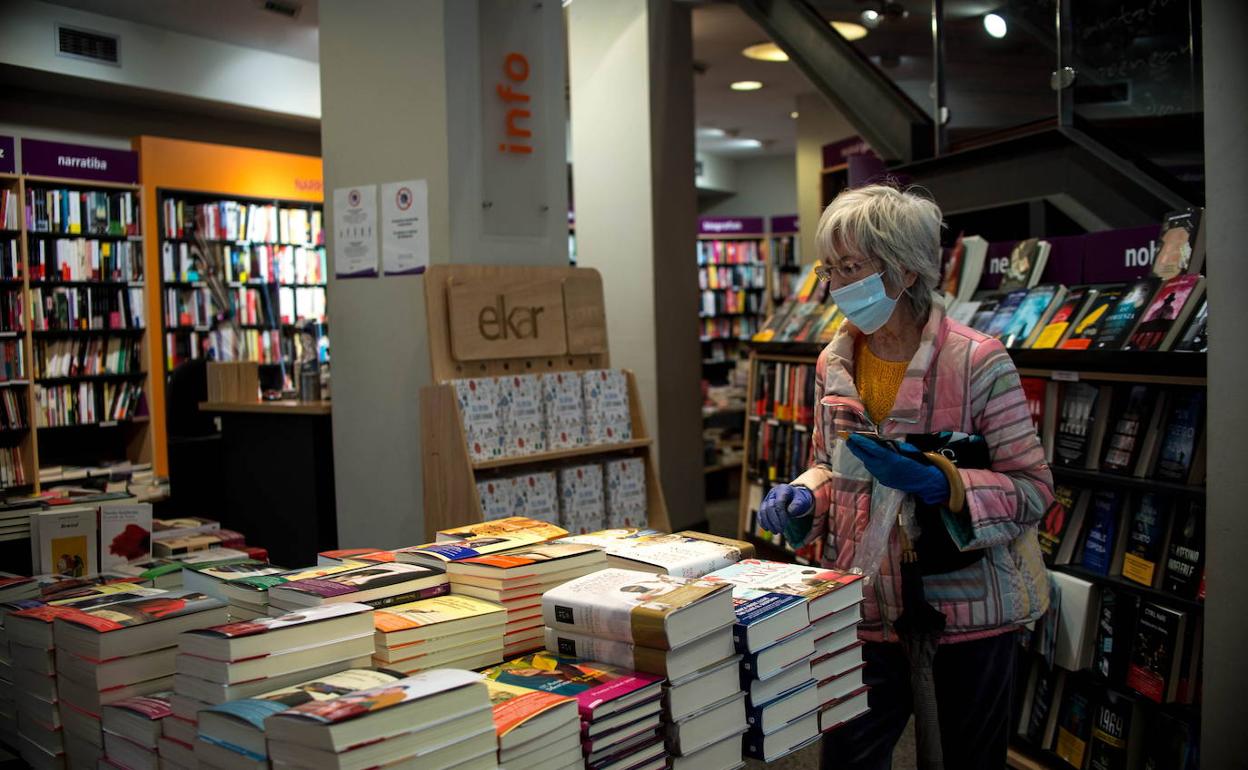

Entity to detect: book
[178,601,374,661]
[101,692,171,750]
[1101,386,1156,474]
[221,563,364,610]
[435,516,568,543]
[664,654,743,722]
[743,710,818,761]
[267,562,448,610]
[1060,285,1125,350]
[543,622,735,680]
[1002,284,1066,348]
[373,594,506,647]
[541,371,586,450]
[1031,286,1096,349]
[558,463,606,535]
[740,653,811,707]
[499,374,546,456]
[31,506,97,577]
[818,686,870,733]
[704,559,864,622]
[6,583,164,650]
[1141,712,1198,770]
[1121,493,1170,588]
[482,651,664,721]
[983,289,1029,339]
[1081,490,1122,575]
[1172,296,1207,352]
[446,541,606,583]
[1052,383,1107,469]
[998,238,1050,293]
[726,590,809,652]
[1162,501,1203,600]
[604,458,647,529]
[542,568,733,650]
[1054,678,1094,768]
[667,691,746,756]
[1017,659,1061,745]
[941,233,964,298]
[182,560,287,602]
[1126,602,1188,703]
[559,529,753,577]
[956,235,989,304]
[968,300,999,333]
[52,589,229,659]
[1153,389,1204,482]
[1126,274,1205,351]
[1095,586,1140,686]
[582,369,632,444]
[452,377,503,462]
[1037,484,1090,566]
[152,517,220,541]
[1153,207,1205,279]
[482,678,577,752]
[1052,571,1097,672]
[317,548,388,565]
[98,502,153,571]
[741,626,815,680]
[1092,278,1158,350]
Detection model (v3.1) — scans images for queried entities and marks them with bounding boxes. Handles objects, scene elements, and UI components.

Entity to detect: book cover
[1154,389,1204,482]
[1081,491,1121,575]
[452,541,603,572]
[604,458,647,530]
[1093,587,1140,684]
[1037,484,1082,566]
[583,369,632,444]
[1126,274,1202,350]
[983,289,1029,339]
[541,372,586,450]
[1021,377,1047,431]
[482,651,662,720]
[941,234,964,297]
[1087,690,1139,770]
[499,374,546,456]
[557,464,606,535]
[1172,297,1207,352]
[1101,386,1155,474]
[399,532,561,566]
[514,472,560,525]
[968,301,999,333]
[1126,602,1186,703]
[1162,501,1204,600]
[729,591,808,650]
[229,563,362,595]
[1153,207,1204,280]
[437,516,568,544]
[704,559,863,605]
[8,582,158,622]
[1002,285,1059,348]
[1032,287,1093,349]
[484,679,575,738]
[1060,286,1125,350]
[278,562,447,600]
[206,669,404,731]
[452,377,503,462]
[561,530,752,578]
[190,561,285,583]
[98,503,152,571]
[1122,493,1170,588]
[1092,278,1158,350]
[151,517,220,541]
[273,669,483,725]
[34,507,96,577]
[1022,664,1060,745]
[186,601,372,639]
[373,594,505,633]
[55,589,224,632]
[318,548,386,564]
[542,568,731,649]
[1054,680,1094,769]
[998,238,1043,293]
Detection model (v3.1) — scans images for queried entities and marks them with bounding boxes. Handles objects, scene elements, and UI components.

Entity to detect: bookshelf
[417,264,670,541]
[0,172,34,493]
[155,189,328,394]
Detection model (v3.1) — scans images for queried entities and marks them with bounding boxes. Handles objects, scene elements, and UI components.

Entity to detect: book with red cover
[54,589,224,633]
[483,651,663,721]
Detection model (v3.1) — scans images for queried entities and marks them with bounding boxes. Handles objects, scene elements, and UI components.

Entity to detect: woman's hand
[759,484,814,535]
[846,433,949,505]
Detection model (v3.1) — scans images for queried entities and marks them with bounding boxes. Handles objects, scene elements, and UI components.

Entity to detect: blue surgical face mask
[829,271,899,334]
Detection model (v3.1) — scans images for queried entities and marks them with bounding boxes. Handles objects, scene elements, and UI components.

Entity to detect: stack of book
[705,559,869,759]
[219,562,363,619]
[263,669,496,769]
[51,589,228,768]
[195,668,404,770]
[482,678,579,770]
[560,528,754,577]
[541,567,739,769]
[439,541,607,657]
[484,652,667,770]
[100,692,172,770]
[266,561,449,612]
[7,582,165,768]
[182,560,287,615]
[372,594,506,674]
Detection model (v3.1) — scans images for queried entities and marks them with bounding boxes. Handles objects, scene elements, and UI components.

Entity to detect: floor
[705,497,921,770]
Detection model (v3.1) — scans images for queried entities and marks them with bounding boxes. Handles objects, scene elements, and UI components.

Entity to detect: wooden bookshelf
[418,264,670,541]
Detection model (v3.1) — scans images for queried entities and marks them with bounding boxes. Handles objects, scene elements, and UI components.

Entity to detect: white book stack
[100,692,171,770]
[372,595,505,675]
[263,669,497,770]
[217,563,362,620]
[482,680,579,770]
[181,561,286,617]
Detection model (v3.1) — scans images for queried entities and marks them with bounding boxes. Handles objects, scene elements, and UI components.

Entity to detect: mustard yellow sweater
[855,337,909,424]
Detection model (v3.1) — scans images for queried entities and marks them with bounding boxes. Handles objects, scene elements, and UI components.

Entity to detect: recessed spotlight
[861,9,880,26]
[730,80,763,91]
[696,127,726,139]
[790,111,800,119]
[742,42,788,62]
[831,21,868,41]
[983,13,1007,38]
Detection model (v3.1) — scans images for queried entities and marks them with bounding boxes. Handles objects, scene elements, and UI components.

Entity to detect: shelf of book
[1053,563,1204,614]
[1050,466,1204,498]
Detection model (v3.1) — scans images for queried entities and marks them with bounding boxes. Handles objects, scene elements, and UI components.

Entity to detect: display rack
[418,264,670,541]
[155,189,327,393]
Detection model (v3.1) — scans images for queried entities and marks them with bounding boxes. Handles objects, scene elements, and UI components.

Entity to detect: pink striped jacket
[792,304,1052,643]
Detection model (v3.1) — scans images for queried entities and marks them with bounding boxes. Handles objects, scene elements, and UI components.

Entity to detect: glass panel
[1070,0,1204,201]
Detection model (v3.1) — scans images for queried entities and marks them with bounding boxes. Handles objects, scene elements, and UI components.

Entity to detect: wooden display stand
[418,264,670,541]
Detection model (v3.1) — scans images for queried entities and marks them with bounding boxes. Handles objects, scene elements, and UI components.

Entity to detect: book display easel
[418,264,670,541]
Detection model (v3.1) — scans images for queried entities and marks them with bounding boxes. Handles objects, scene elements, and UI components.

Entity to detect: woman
[758,185,1052,770]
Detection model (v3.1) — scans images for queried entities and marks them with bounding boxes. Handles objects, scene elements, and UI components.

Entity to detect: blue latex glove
[845,433,949,506]
[759,484,814,535]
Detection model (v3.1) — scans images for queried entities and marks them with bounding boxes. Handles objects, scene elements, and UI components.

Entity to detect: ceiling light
[861,9,881,26]
[983,13,1007,38]
[696,127,726,138]
[730,80,763,91]
[742,42,788,62]
[831,21,869,41]
[790,111,799,119]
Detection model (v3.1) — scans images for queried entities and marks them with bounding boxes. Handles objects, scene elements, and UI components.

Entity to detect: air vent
[56,25,119,65]
[261,0,302,19]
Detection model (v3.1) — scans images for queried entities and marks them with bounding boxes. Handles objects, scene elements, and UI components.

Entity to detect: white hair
[815,184,943,321]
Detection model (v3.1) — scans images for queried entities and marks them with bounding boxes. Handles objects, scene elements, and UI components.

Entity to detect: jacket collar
[824,298,948,431]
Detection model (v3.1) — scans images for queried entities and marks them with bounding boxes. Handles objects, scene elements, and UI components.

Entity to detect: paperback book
[560,529,754,577]
[98,502,153,571]
[1162,501,1204,600]
[1121,493,1170,588]
[482,651,663,721]
[1060,286,1125,350]
[1081,491,1122,576]
[1092,279,1158,351]
[1126,274,1204,351]
[266,562,448,610]
[703,559,864,622]
[1031,287,1095,349]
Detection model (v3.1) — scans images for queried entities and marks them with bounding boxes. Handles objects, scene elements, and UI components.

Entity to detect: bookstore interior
[0,1,1241,769]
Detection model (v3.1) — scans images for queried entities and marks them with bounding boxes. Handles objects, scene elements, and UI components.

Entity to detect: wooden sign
[447,275,568,361]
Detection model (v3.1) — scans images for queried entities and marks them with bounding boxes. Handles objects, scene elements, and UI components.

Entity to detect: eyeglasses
[814,255,876,282]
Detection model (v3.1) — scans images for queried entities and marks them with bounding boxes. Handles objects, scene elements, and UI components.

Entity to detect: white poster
[333,185,379,278]
[381,179,430,276]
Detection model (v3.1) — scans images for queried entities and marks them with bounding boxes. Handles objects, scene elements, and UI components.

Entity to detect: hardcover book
[1087,690,1142,770]
[98,502,153,571]
[604,458,647,529]
[31,506,96,577]
[1053,383,1101,468]
[1092,278,1158,350]
[560,529,753,578]
[268,562,448,609]
[1126,602,1188,703]
[1121,493,1170,588]
[1081,491,1122,576]
[541,568,733,649]
[1037,484,1089,566]
[1154,389,1204,482]
[1126,274,1204,351]
[1162,501,1204,600]
[399,526,567,569]
[1021,376,1047,431]
[704,559,864,622]
[727,590,809,652]
[582,369,632,444]
[1060,285,1125,350]
[541,371,586,450]
[557,464,606,535]
[482,651,663,721]
[452,377,503,462]
[1031,287,1095,349]
[499,374,546,457]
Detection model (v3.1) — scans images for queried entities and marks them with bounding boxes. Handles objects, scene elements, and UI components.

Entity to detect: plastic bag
[849,481,910,582]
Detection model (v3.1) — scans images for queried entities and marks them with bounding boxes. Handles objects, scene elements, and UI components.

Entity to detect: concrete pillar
[1201,0,1248,764]
[795,92,855,263]
[568,0,703,529]
[319,0,568,546]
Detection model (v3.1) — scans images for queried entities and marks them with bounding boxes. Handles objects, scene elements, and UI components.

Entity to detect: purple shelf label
[21,138,139,184]
[770,215,799,233]
[1082,225,1159,284]
[821,136,876,169]
[699,216,765,236]
[976,240,1018,291]
[1039,234,1086,286]
[0,136,13,175]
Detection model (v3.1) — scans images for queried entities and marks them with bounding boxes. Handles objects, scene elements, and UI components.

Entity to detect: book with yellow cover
[447,541,607,582]
[373,594,506,646]
[435,516,568,544]
[541,568,733,650]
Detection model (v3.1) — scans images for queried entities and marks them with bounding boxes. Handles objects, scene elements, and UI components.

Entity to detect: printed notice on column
[333,185,379,278]
[381,179,429,276]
